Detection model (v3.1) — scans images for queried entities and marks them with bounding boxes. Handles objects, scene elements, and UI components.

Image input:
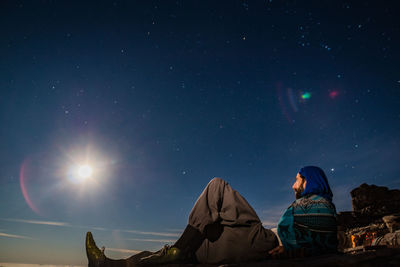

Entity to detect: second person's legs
[188,177,262,233]
[188,178,277,264]
[139,177,277,264]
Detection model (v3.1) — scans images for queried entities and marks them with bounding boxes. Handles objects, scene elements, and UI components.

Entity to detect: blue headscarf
[299,166,333,202]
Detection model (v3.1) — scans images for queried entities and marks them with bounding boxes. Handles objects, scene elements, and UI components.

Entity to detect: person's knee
[208,177,226,187]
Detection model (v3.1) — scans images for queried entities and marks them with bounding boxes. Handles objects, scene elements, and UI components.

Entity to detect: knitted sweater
[277,194,338,255]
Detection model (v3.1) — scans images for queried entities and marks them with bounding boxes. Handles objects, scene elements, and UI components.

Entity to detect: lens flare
[301,92,311,99]
[67,164,95,184]
[329,90,339,99]
[277,83,294,124]
[19,159,41,215]
[78,165,93,178]
[287,88,298,112]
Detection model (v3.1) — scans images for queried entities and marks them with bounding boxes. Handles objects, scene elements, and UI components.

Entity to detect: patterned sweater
[277,194,338,255]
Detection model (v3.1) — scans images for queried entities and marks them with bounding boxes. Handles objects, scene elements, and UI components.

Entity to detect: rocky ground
[159,247,400,267]
[160,183,400,267]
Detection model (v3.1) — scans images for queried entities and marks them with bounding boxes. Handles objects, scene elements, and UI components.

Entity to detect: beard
[294,183,305,199]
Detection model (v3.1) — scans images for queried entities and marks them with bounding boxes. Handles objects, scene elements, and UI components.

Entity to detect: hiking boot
[138,244,183,265]
[86,232,106,267]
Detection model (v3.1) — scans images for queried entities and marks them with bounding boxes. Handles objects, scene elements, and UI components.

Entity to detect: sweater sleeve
[277,205,301,250]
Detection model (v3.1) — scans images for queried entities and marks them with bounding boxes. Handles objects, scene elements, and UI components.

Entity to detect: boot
[138,244,183,265]
[139,224,204,265]
[86,232,106,267]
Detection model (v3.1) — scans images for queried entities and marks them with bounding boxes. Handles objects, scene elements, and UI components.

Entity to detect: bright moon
[78,165,93,179]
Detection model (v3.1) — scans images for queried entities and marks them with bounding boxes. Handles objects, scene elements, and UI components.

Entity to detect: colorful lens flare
[287,88,298,112]
[19,159,41,215]
[301,92,311,99]
[329,90,339,99]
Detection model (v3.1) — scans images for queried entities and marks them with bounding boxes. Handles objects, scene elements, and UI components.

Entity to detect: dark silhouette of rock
[336,211,378,230]
[350,183,400,217]
[336,184,400,252]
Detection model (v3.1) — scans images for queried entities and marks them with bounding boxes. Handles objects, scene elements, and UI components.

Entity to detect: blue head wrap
[299,166,333,202]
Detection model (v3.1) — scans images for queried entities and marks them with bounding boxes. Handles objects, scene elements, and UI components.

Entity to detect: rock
[374,231,400,247]
[336,211,356,229]
[160,248,400,266]
[350,183,400,217]
[382,214,400,233]
[336,211,383,231]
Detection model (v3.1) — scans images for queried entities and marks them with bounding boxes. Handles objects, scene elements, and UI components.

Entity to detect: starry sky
[1,1,399,265]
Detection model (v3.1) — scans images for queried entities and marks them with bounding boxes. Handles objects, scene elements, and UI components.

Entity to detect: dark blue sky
[1,1,399,265]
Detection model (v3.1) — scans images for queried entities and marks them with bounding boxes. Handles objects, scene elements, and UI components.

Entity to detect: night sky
[1,1,399,265]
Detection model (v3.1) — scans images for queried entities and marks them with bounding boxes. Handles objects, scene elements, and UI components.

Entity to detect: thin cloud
[125,238,176,243]
[1,218,180,238]
[0,232,33,240]
[120,230,180,237]
[165,228,184,233]
[106,247,142,254]
[74,225,109,231]
[2,218,71,227]
[261,220,278,228]
[259,203,288,229]
[92,227,108,231]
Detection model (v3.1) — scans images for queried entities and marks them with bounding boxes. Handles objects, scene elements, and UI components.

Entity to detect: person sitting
[86,166,338,266]
[271,166,338,257]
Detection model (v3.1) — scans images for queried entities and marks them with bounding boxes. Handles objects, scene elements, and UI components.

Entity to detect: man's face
[292,173,306,199]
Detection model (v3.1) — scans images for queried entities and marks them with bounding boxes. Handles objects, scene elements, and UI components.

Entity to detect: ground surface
[158,248,400,267]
